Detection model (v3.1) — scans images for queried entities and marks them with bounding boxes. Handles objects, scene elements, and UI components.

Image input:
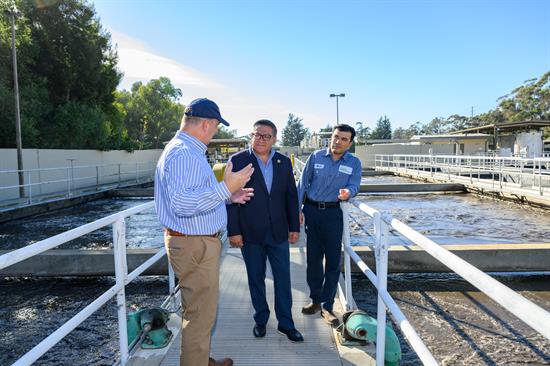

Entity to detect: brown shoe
[321,309,340,327]
[208,357,233,366]
[301,302,322,315]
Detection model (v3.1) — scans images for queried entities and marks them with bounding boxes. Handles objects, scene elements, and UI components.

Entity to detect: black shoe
[301,302,322,315]
[321,309,340,327]
[253,324,266,338]
[277,327,304,342]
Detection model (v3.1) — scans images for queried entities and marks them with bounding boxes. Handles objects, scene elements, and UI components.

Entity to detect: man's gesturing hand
[230,188,254,204]
[224,161,254,193]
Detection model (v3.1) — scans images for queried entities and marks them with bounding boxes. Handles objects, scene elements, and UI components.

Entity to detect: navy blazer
[226,149,300,244]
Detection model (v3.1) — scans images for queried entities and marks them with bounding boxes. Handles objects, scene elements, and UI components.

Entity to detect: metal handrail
[0,161,157,205]
[0,201,175,366]
[374,154,549,194]
[341,199,550,365]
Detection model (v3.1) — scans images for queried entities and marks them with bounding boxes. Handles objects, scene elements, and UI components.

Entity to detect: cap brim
[219,117,230,126]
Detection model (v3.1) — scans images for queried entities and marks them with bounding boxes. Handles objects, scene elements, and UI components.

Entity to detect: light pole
[4,4,24,198]
[329,93,345,125]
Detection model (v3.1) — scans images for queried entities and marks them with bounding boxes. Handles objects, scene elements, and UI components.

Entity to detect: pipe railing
[0,161,156,204]
[374,154,550,194]
[341,199,550,365]
[0,201,176,366]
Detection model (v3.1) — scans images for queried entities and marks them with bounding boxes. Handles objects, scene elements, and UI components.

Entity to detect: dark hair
[253,119,277,136]
[334,124,356,141]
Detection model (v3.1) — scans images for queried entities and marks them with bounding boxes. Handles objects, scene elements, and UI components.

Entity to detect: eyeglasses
[250,132,273,141]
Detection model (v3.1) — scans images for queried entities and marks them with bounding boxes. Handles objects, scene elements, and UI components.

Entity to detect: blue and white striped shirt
[154,131,231,235]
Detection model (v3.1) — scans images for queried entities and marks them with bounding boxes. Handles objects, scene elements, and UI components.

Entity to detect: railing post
[113,218,129,365]
[118,164,121,187]
[27,171,32,204]
[341,202,353,311]
[96,165,99,189]
[539,160,543,195]
[168,262,177,310]
[374,212,388,366]
[66,167,71,197]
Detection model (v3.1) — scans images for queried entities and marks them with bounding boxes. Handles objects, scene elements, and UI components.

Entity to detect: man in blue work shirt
[297,124,362,326]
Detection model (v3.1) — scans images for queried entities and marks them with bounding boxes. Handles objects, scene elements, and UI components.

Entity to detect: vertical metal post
[96,165,99,189]
[27,171,32,204]
[539,160,543,195]
[168,262,176,310]
[519,159,523,187]
[66,167,71,197]
[374,212,388,366]
[7,8,25,199]
[499,159,503,189]
[341,202,353,311]
[113,218,129,365]
[118,164,121,186]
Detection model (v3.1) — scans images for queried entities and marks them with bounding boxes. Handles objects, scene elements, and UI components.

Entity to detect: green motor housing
[341,310,402,366]
[127,308,173,349]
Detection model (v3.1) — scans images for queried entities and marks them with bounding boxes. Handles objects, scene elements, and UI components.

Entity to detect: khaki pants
[165,234,221,366]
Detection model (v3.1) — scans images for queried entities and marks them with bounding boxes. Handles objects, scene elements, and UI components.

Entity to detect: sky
[92,0,550,136]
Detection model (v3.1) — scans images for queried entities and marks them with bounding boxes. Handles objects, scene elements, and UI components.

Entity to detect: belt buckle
[319,202,326,210]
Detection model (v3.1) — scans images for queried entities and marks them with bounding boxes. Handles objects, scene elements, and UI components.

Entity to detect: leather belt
[304,197,340,209]
[165,228,220,238]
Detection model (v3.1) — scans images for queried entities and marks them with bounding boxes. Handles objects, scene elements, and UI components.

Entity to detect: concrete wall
[356,144,454,168]
[0,149,162,200]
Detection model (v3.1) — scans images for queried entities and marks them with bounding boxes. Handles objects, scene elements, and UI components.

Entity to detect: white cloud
[110,30,326,135]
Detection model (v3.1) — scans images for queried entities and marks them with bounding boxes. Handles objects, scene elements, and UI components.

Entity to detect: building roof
[411,133,492,142]
[450,120,550,134]
[208,138,248,146]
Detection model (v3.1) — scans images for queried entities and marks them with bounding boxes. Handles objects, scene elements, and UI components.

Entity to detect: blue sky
[92,0,550,136]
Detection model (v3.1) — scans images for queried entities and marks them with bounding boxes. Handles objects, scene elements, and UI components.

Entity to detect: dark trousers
[303,203,343,312]
[241,229,295,330]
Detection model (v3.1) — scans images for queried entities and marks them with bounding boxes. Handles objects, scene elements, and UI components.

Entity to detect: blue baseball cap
[184,98,230,126]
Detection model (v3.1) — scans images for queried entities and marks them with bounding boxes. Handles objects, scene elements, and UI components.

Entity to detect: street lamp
[329,93,345,125]
[4,4,24,198]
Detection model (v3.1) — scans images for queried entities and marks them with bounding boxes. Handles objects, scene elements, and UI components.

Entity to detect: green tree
[117,77,184,149]
[370,115,392,139]
[281,113,308,146]
[214,126,237,139]
[355,122,370,144]
[0,0,122,149]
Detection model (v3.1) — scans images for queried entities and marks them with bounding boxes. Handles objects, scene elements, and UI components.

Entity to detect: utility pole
[5,5,25,198]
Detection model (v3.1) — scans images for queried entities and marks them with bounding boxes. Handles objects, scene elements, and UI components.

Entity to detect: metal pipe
[113,219,129,365]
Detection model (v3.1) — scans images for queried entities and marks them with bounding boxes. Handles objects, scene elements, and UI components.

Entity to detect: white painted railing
[0,201,176,366]
[340,200,550,366]
[375,154,550,195]
[0,161,157,204]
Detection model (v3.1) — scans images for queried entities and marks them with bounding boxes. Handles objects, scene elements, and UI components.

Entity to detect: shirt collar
[177,130,207,153]
[325,148,351,161]
[250,147,276,163]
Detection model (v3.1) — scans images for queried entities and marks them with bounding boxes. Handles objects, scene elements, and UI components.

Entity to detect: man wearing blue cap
[155,98,255,366]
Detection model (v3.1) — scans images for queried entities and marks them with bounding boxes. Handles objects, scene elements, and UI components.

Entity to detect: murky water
[0,198,163,250]
[0,277,169,366]
[353,273,550,365]
[349,191,550,246]
[2,191,550,365]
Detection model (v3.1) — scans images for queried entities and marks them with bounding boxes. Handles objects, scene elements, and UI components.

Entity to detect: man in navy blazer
[226,119,303,342]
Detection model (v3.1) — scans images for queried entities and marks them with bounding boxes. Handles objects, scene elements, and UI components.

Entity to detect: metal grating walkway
[160,242,344,366]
